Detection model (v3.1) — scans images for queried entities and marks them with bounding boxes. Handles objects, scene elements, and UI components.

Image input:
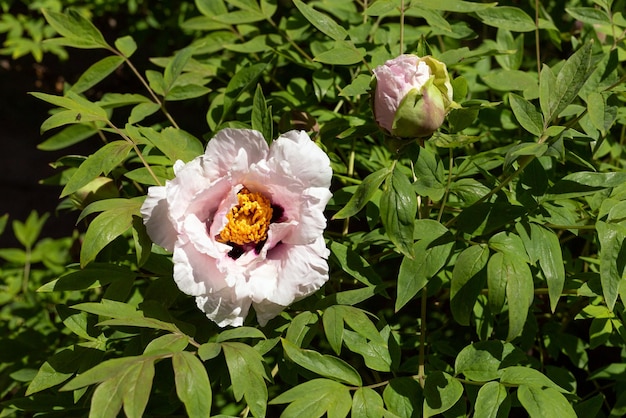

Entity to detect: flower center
[218,188,273,246]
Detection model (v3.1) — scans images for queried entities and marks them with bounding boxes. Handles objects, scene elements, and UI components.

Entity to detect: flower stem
[418,285,427,388]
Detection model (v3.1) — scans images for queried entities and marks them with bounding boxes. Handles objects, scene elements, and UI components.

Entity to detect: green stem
[418,285,427,388]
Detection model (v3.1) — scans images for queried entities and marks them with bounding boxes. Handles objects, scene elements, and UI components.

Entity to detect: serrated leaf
[173,351,212,418]
[281,338,362,386]
[293,0,348,41]
[222,342,268,418]
[380,165,417,258]
[450,244,489,326]
[333,168,390,220]
[270,379,352,418]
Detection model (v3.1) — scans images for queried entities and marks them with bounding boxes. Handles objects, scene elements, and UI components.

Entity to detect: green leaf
[396,220,454,311]
[251,84,272,142]
[89,373,124,418]
[333,168,390,220]
[198,342,222,361]
[221,62,267,124]
[137,126,204,163]
[482,70,537,92]
[69,56,125,94]
[419,0,496,12]
[423,371,464,416]
[222,342,268,418]
[285,311,318,346]
[455,340,523,382]
[380,165,417,258]
[531,225,564,313]
[340,73,372,97]
[542,43,593,124]
[487,252,508,314]
[79,198,143,267]
[314,45,365,65]
[546,171,626,199]
[587,92,606,134]
[144,334,188,355]
[517,385,577,418]
[450,244,489,326]
[474,382,510,418]
[121,360,155,418]
[509,94,543,136]
[269,379,352,418]
[566,7,611,26]
[38,264,135,292]
[329,241,382,286]
[597,221,625,311]
[383,377,423,418]
[505,253,534,341]
[42,9,110,49]
[38,124,98,151]
[216,327,267,342]
[352,387,385,418]
[293,0,348,41]
[538,65,556,124]
[61,140,133,197]
[26,346,99,395]
[498,366,567,392]
[62,355,152,391]
[476,7,536,32]
[173,351,212,418]
[13,211,48,249]
[114,35,137,57]
[413,146,446,201]
[281,338,362,386]
[129,102,161,124]
[323,306,344,355]
[163,47,194,94]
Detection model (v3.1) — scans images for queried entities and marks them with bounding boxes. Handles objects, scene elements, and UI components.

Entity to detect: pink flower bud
[373,54,453,138]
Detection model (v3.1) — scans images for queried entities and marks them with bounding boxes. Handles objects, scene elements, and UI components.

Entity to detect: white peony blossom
[140,128,332,327]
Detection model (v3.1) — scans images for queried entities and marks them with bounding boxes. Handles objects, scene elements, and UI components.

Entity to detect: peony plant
[140,129,332,327]
[373,54,454,138]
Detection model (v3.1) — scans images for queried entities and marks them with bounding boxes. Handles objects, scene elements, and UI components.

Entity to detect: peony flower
[373,54,453,138]
[140,129,332,327]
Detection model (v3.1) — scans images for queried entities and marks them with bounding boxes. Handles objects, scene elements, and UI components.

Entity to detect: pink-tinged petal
[166,157,209,223]
[141,186,177,252]
[195,290,252,327]
[249,236,329,310]
[173,241,228,296]
[202,129,269,179]
[283,187,332,245]
[269,130,332,189]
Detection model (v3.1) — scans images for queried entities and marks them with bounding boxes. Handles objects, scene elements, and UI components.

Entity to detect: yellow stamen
[218,188,273,246]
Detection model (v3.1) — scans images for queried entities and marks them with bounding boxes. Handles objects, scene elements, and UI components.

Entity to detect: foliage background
[1,0,626,417]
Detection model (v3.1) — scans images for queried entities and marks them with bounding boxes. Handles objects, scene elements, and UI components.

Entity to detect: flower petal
[173,241,228,296]
[195,289,252,328]
[269,130,332,189]
[203,128,269,179]
[141,186,177,252]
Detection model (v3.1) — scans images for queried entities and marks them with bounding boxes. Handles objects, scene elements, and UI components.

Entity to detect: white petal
[248,236,329,320]
[141,186,177,252]
[195,289,252,327]
[203,129,269,179]
[166,157,209,223]
[172,241,228,296]
[269,130,332,189]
